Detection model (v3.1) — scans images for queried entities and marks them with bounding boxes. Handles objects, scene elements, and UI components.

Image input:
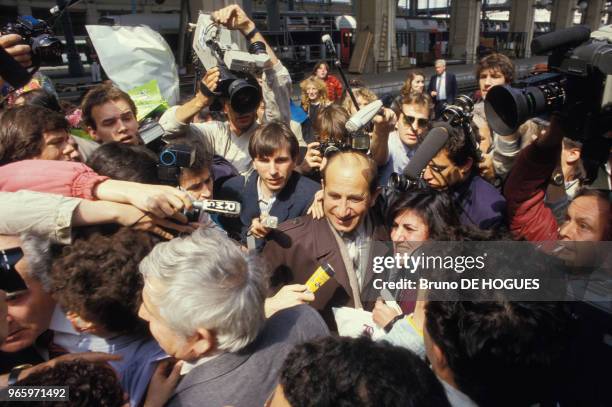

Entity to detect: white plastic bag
[86,24,179,105]
[333,307,386,341]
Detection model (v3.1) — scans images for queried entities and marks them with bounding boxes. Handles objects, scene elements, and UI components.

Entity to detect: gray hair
[435,59,446,67]
[139,227,267,353]
[19,233,52,292]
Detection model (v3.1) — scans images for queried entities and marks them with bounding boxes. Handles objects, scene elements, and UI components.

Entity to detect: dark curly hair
[15,360,125,407]
[425,300,569,406]
[0,105,68,165]
[86,141,159,183]
[50,227,159,334]
[279,336,451,407]
[387,188,462,240]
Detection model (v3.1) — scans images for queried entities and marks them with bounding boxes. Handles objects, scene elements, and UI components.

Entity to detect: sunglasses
[402,114,429,129]
[1,247,27,296]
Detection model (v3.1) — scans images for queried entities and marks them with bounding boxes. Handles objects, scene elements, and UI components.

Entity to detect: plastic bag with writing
[86,24,179,106]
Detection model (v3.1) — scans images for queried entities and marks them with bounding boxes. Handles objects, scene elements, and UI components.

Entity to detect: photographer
[299,103,395,178]
[160,5,292,175]
[472,54,540,184]
[504,114,611,242]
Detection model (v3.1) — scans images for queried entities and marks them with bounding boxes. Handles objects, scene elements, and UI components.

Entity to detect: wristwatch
[8,364,32,386]
[383,314,405,333]
[244,27,260,41]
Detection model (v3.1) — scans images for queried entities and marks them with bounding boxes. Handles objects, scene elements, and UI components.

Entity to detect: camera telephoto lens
[227,79,262,114]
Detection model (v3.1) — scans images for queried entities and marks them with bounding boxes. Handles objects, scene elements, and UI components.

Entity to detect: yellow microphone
[305,263,335,293]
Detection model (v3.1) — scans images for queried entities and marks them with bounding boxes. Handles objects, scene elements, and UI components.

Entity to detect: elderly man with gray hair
[427,59,457,119]
[138,227,328,407]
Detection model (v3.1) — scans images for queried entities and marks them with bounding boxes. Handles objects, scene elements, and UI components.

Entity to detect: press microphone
[50,0,82,15]
[321,34,337,58]
[192,199,241,217]
[0,46,32,89]
[403,126,450,179]
[305,263,335,293]
[345,100,383,133]
[531,25,591,55]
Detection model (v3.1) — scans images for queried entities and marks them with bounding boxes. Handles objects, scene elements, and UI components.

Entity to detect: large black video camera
[192,13,268,115]
[3,16,63,66]
[485,25,612,184]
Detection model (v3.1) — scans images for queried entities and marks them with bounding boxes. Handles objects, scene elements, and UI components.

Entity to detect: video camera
[3,16,63,67]
[191,13,268,114]
[0,15,63,89]
[317,99,383,157]
[156,144,240,221]
[485,25,612,184]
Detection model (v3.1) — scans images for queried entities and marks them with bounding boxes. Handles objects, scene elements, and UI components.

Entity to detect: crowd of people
[0,4,611,407]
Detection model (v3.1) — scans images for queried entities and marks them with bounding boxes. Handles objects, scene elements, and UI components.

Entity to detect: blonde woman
[299,77,331,143]
[341,86,378,115]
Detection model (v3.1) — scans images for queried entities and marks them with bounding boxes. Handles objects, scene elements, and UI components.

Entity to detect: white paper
[333,307,386,341]
[86,24,179,105]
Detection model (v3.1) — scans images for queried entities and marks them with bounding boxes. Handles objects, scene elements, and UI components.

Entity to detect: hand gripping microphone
[184,199,241,222]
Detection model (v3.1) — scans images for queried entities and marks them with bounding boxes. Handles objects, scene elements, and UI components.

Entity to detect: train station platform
[291,56,548,99]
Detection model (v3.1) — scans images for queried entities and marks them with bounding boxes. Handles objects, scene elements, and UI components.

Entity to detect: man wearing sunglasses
[422,124,506,230]
[0,235,56,372]
[378,94,431,186]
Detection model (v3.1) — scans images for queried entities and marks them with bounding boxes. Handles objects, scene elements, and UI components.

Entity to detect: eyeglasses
[402,114,429,129]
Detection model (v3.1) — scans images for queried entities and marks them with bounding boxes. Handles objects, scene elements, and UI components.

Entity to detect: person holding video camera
[504,114,611,242]
[160,4,292,176]
[422,123,507,230]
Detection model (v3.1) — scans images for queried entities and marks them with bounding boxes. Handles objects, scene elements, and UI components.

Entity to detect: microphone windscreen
[403,127,449,179]
[531,25,591,55]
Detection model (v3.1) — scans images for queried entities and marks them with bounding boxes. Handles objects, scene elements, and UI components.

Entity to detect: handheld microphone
[192,199,241,217]
[345,100,383,133]
[305,263,335,293]
[403,126,450,179]
[320,33,359,109]
[321,34,337,58]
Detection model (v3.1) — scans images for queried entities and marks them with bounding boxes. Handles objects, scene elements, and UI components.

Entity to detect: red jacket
[503,143,559,241]
[0,160,109,199]
[325,75,343,102]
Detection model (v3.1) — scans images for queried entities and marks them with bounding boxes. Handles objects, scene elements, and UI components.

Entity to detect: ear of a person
[567,148,581,164]
[86,126,99,142]
[460,157,474,176]
[189,328,216,358]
